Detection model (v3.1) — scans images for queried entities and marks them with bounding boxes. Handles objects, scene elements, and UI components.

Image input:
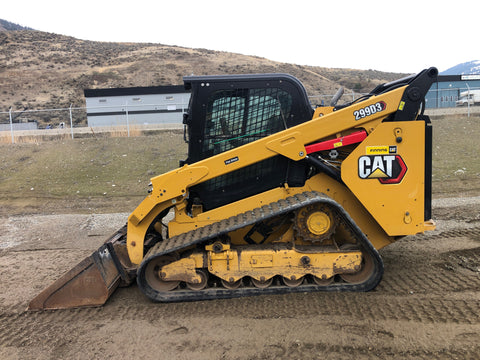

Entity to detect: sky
[2,0,478,74]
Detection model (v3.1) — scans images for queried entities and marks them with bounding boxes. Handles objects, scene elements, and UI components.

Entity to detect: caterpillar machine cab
[29,67,438,309]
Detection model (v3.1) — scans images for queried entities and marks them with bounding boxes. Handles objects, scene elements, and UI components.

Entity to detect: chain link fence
[0,104,185,143]
[2,89,478,144]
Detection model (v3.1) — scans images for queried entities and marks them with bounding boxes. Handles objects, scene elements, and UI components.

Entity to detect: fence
[0,106,83,142]
[0,102,186,143]
[2,90,478,144]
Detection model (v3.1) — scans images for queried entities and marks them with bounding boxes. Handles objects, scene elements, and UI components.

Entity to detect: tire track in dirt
[430,226,480,240]
[2,228,480,351]
[253,341,480,360]
[379,248,480,295]
[1,292,478,350]
[1,203,479,359]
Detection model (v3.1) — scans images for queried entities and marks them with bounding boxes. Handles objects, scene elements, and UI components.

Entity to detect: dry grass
[106,126,142,138]
[0,115,479,216]
[0,132,70,144]
[430,114,480,196]
[0,125,146,144]
[0,130,187,215]
[0,133,14,144]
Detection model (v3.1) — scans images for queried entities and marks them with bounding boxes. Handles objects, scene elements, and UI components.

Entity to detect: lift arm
[126,86,408,264]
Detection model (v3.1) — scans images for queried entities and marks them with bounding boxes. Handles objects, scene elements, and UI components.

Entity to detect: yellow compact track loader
[29,67,438,310]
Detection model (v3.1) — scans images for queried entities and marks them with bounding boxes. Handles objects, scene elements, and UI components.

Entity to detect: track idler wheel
[338,244,375,284]
[144,255,180,292]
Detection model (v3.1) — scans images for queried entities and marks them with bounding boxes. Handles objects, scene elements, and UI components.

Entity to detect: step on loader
[29,67,438,310]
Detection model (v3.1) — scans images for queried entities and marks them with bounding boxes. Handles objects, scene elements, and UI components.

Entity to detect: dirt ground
[0,194,479,359]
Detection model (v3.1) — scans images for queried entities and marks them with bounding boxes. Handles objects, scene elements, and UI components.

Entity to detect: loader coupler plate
[28,228,133,311]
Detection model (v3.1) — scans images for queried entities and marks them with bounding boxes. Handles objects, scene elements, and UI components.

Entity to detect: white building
[0,121,38,131]
[84,85,190,127]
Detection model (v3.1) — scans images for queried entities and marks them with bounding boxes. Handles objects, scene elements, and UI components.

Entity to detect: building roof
[437,75,480,82]
[84,85,188,98]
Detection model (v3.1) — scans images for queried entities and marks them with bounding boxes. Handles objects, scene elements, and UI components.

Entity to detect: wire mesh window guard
[201,88,292,158]
[196,87,293,196]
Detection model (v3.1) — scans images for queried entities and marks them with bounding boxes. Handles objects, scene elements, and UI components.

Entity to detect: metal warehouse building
[84,85,190,127]
[426,74,480,108]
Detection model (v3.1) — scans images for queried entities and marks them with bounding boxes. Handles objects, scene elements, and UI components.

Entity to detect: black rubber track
[137,191,384,302]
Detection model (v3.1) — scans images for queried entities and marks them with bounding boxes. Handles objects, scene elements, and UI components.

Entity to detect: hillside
[0,19,33,31]
[441,60,480,75]
[0,29,408,125]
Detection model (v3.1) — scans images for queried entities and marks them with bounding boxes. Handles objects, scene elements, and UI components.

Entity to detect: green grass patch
[0,131,187,214]
[431,115,480,196]
[0,116,479,215]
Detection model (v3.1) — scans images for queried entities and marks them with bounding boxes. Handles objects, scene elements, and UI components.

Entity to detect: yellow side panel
[342,121,429,236]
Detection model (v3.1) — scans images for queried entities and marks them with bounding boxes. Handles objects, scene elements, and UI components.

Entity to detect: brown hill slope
[0,30,407,123]
[0,19,34,31]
